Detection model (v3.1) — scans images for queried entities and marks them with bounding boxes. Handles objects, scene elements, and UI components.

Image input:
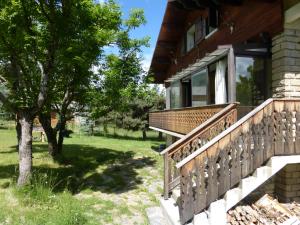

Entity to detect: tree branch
[36,0,58,113]
[36,61,49,110]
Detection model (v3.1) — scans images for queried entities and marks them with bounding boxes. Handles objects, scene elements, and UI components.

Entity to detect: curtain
[215,59,227,104]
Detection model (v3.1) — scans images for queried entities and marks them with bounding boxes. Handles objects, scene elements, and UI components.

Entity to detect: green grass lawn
[0,127,164,225]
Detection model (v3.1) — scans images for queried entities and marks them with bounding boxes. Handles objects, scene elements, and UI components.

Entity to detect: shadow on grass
[0,143,157,194]
[93,132,163,142]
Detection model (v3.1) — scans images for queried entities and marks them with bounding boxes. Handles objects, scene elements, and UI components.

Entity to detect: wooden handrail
[176,99,273,168]
[161,103,238,199]
[176,98,300,224]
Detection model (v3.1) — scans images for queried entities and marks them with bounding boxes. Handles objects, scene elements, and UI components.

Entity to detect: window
[182,9,218,54]
[206,8,218,36]
[191,69,208,107]
[235,56,269,106]
[186,25,196,52]
[170,81,181,109]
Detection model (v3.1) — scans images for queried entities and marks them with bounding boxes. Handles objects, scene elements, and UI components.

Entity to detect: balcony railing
[149,104,232,134]
[160,103,238,200]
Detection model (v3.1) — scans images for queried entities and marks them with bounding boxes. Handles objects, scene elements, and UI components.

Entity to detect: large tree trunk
[18,112,33,186]
[57,117,66,153]
[39,113,58,156]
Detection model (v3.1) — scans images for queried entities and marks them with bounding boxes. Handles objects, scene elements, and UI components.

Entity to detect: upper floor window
[182,8,219,54]
[206,7,218,36]
[186,25,196,52]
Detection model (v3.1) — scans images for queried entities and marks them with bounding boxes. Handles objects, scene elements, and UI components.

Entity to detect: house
[147,0,300,224]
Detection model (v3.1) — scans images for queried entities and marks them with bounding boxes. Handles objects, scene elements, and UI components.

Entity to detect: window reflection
[192,69,208,106]
[236,57,267,106]
[170,81,181,109]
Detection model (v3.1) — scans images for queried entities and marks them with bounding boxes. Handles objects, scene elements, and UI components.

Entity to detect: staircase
[152,98,300,225]
[159,155,300,225]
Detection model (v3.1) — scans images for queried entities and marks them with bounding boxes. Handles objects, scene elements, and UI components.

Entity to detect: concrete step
[239,176,258,197]
[160,198,181,225]
[193,212,209,225]
[146,207,170,225]
[254,166,272,179]
[225,187,242,211]
[208,200,227,225]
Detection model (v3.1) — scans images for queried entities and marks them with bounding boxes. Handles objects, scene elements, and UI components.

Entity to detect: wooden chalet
[147,0,300,224]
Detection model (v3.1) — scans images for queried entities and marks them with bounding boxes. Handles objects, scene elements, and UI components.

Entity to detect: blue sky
[118,0,167,70]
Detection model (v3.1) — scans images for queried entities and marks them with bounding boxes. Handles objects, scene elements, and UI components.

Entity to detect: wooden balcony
[149,104,253,135]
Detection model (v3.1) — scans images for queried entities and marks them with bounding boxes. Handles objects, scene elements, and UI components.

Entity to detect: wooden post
[227,47,236,103]
[163,153,170,200]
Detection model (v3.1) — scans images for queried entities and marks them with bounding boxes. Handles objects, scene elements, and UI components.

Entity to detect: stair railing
[161,103,238,200]
[176,98,300,224]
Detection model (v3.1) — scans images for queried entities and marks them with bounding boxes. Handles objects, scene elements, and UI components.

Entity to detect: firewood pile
[227,194,300,225]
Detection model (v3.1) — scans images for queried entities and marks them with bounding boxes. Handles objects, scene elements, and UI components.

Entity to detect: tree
[117,85,165,139]
[0,0,122,185]
[89,8,150,125]
[39,7,150,156]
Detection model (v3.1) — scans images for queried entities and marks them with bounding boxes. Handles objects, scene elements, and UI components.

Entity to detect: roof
[227,195,300,225]
[149,1,188,83]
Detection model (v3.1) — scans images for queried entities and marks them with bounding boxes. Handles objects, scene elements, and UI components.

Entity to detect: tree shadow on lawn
[0,144,157,194]
[93,132,162,142]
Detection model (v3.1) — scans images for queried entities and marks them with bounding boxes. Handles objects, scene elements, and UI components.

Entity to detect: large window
[170,81,181,109]
[235,56,268,106]
[192,69,208,107]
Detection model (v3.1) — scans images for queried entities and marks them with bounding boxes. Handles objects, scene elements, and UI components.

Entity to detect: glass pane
[186,25,195,52]
[192,69,208,106]
[236,57,266,106]
[170,81,181,109]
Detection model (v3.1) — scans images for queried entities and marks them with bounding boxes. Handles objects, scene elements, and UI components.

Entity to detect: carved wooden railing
[160,103,238,199]
[149,104,232,134]
[176,98,300,224]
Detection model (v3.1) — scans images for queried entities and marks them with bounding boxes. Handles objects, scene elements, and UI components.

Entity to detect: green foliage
[89,7,151,119]
[0,0,123,114]
[13,170,58,204]
[11,171,87,225]
[117,85,165,132]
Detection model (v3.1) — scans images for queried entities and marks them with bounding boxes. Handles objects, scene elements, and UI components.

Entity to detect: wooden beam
[233,42,271,57]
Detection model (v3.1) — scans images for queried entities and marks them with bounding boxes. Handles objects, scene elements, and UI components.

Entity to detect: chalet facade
[148,1,300,225]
